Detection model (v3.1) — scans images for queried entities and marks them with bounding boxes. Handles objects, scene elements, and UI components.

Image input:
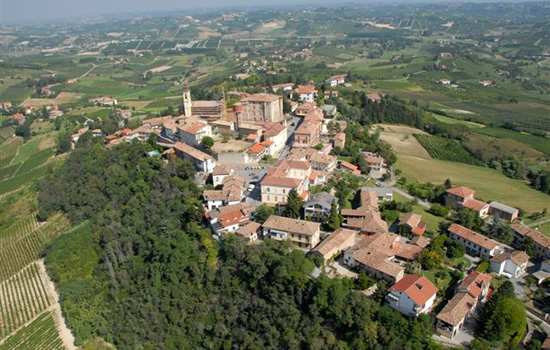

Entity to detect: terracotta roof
[262,123,286,137]
[179,121,208,134]
[351,247,404,278]
[366,93,381,101]
[10,113,25,120]
[388,274,438,307]
[262,215,320,236]
[334,132,346,141]
[340,161,359,172]
[173,142,213,162]
[365,154,384,164]
[142,115,173,127]
[463,198,488,212]
[448,224,500,251]
[357,231,421,261]
[457,270,492,299]
[312,228,356,258]
[446,186,475,199]
[304,108,324,122]
[511,223,550,248]
[248,144,266,154]
[236,221,261,239]
[296,102,316,111]
[410,236,431,248]
[491,251,529,265]
[436,293,476,327]
[212,164,231,176]
[399,213,422,228]
[217,209,249,228]
[260,140,274,146]
[542,336,550,350]
[296,85,317,94]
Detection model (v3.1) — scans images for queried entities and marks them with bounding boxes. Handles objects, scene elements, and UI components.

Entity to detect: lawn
[472,127,550,155]
[393,192,445,232]
[422,268,453,291]
[395,153,549,213]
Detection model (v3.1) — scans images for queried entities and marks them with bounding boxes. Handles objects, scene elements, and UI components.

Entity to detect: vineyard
[0,126,15,144]
[0,263,53,337]
[0,312,65,350]
[414,134,485,166]
[0,214,71,281]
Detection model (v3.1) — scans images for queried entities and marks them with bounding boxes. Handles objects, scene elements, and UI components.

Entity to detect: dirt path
[37,259,77,350]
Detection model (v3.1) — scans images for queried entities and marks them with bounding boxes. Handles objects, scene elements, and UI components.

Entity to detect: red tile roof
[446,186,475,199]
[248,144,266,154]
[463,198,488,212]
[448,224,500,251]
[457,270,492,299]
[388,274,438,307]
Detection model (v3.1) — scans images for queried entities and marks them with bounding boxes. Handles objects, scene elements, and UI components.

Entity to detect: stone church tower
[182,85,192,117]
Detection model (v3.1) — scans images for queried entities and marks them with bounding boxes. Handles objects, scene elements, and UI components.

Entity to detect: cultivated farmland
[0,312,65,350]
[414,134,485,166]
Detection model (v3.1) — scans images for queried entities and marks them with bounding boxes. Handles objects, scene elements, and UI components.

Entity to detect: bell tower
[182,84,192,117]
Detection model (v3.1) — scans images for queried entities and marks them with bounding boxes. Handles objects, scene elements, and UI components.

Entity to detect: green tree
[328,200,342,230]
[201,136,214,149]
[455,208,483,231]
[56,131,72,154]
[255,204,274,223]
[284,189,304,219]
[282,95,292,114]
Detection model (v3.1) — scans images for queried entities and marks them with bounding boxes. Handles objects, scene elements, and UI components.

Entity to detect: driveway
[392,186,431,209]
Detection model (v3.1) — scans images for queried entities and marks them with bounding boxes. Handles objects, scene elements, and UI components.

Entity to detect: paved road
[391,186,431,209]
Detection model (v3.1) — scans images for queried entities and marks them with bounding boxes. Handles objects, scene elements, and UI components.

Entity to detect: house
[48,109,64,119]
[260,160,311,205]
[325,74,346,87]
[436,271,492,339]
[310,152,337,173]
[386,275,438,317]
[144,115,174,129]
[127,125,160,141]
[364,152,386,172]
[366,93,381,103]
[9,113,25,124]
[445,186,489,218]
[439,79,452,85]
[176,121,212,147]
[511,223,550,260]
[479,80,492,87]
[119,109,132,119]
[212,165,234,187]
[399,213,427,236]
[202,174,245,210]
[171,142,216,174]
[490,251,529,278]
[247,143,267,162]
[341,207,388,235]
[88,96,117,106]
[294,85,318,103]
[295,102,316,117]
[235,221,262,243]
[323,90,338,99]
[310,228,356,261]
[439,52,453,58]
[303,191,336,222]
[339,161,361,175]
[363,186,393,202]
[262,215,321,250]
[236,93,284,124]
[272,83,294,93]
[447,223,503,258]
[205,204,250,235]
[257,121,287,156]
[542,337,550,350]
[333,132,346,149]
[489,201,519,222]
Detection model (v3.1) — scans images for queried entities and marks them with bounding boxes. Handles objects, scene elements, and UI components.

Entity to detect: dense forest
[40,140,448,350]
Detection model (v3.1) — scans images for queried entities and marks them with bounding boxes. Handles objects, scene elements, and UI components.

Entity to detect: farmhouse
[363,186,393,202]
[211,165,234,187]
[310,227,356,261]
[295,102,316,117]
[445,186,489,218]
[364,152,386,172]
[366,93,381,103]
[447,223,503,258]
[325,74,346,87]
[511,223,550,260]
[479,80,493,87]
[262,215,321,250]
[386,275,438,317]
[272,82,294,93]
[9,113,25,124]
[88,96,117,105]
[176,121,212,147]
[339,161,361,175]
[344,245,405,284]
[202,174,245,210]
[333,132,346,149]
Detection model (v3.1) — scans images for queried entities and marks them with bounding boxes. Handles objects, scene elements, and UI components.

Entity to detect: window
[282,189,286,194]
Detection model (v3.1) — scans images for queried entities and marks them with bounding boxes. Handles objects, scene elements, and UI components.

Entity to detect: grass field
[374,124,431,158]
[395,154,549,213]
[472,127,550,155]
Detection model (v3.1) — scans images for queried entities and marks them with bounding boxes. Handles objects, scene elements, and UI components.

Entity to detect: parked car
[245,166,251,170]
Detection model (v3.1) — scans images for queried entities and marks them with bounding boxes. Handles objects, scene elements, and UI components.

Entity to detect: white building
[176,121,212,147]
[170,142,216,173]
[386,274,438,317]
[447,223,503,258]
[490,251,529,278]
